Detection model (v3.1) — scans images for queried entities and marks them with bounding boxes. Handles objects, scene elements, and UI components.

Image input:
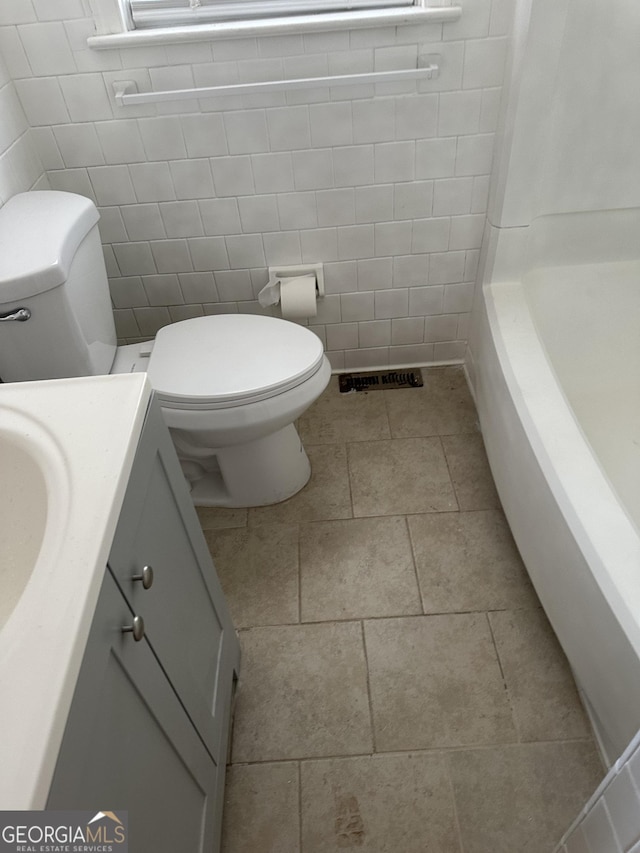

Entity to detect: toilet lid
[147,314,325,409]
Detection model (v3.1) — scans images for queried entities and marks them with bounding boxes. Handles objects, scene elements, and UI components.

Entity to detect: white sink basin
[0,412,68,628]
[0,374,152,810]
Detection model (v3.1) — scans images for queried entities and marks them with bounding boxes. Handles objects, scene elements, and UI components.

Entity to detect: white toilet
[0,191,331,507]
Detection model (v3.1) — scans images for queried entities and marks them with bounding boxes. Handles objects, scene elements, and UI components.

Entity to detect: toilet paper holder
[258,263,325,309]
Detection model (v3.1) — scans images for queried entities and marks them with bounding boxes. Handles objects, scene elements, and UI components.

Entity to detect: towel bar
[113,60,439,104]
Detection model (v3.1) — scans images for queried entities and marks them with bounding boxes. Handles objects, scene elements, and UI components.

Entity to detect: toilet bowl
[0,191,331,507]
[112,313,331,506]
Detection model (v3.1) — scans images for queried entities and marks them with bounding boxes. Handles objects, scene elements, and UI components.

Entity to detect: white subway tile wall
[0,0,514,365]
[556,730,640,853]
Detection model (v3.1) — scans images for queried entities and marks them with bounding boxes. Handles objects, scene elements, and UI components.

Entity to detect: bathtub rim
[470,277,640,761]
[480,278,640,644]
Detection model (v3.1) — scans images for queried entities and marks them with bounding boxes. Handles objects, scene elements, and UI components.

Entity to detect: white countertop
[0,373,152,809]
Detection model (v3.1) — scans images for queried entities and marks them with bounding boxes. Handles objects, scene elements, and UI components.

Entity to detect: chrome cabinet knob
[122,615,145,642]
[132,565,154,590]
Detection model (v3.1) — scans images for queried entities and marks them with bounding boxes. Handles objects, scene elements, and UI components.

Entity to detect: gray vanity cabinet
[47,571,221,852]
[106,400,239,766]
[47,397,240,853]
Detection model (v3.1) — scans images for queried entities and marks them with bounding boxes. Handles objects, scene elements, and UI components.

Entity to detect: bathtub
[469,245,640,764]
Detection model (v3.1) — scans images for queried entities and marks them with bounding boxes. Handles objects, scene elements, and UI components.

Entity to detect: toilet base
[175,423,311,508]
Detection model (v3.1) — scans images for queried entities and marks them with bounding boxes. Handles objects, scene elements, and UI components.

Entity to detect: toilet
[0,191,331,507]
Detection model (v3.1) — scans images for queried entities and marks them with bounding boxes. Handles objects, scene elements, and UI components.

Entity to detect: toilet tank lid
[0,191,100,301]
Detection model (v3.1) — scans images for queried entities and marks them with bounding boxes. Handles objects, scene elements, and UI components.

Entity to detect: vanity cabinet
[47,398,240,853]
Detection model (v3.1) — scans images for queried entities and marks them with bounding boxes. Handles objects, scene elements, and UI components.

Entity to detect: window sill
[87,4,461,48]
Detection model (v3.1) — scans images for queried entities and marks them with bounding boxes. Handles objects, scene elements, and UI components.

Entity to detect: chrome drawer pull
[122,615,145,642]
[132,565,154,590]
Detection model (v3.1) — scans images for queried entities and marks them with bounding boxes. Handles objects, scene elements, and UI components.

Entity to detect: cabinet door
[47,572,222,853]
[107,400,240,766]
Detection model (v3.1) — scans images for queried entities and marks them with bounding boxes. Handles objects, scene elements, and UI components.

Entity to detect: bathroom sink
[0,414,71,629]
[0,373,152,810]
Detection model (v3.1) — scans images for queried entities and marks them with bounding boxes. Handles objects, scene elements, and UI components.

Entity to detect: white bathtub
[469,253,640,764]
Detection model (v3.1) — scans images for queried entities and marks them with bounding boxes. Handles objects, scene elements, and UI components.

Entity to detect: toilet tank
[0,191,117,382]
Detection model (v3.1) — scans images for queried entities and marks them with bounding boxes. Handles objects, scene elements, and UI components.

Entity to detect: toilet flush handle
[0,307,31,322]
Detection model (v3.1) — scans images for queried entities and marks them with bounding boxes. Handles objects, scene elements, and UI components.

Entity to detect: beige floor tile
[449,741,603,853]
[364,614,516,751]
[408,510,539,613]
[231,622,373,763]
[205,524,299,628]
[221,762,300,853]
[299,377,391,444]
[248,444,352,525]
[385,366,479,438]
[299,516,421,622]
[489,608,592,742]
[348,437,458,517]
[196,505,248,530]
[211,364,599,849]
[441,433,501,510]
[300,753,461,852]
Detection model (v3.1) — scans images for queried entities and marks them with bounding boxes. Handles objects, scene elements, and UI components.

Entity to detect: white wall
[489,0,640,228]
[0,49,46,206]
[0,0,514,364]
[535,0,640,217]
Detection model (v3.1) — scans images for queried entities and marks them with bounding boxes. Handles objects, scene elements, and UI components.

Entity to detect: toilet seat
[147,314,325,410]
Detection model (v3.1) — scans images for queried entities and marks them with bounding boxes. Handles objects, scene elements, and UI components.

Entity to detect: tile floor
[198,366,604,853]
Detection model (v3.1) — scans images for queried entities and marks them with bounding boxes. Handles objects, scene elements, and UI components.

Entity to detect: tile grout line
[303,429,482,448]
[344,440,356,519]
[244,503,475,527]
[438,432,462,512]
[305,432,480,450]
[360,619,378,755]
[227,735,599,769]
[297,759,303,853]
[229,503,521,534]
[296,521,302,625]
[233,603,544,633]
[443,751,467,853]
[404,513,427,615]
[381,386,393,442]
[485,610,523,744]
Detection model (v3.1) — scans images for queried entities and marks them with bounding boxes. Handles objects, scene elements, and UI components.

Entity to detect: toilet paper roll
[257,277,280,307]
[279,274,317,320]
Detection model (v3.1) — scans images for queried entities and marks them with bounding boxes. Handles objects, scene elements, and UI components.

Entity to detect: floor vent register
[339,369,423,393]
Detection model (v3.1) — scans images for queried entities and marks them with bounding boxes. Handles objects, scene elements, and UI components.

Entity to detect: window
[126,0,417,29]
[87,0,458,48]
